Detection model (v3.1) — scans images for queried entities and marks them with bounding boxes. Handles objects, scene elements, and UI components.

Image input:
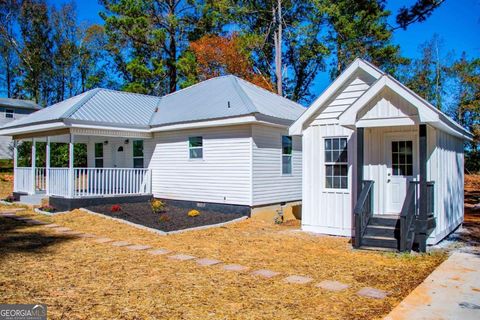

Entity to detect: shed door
[385,136,417,214]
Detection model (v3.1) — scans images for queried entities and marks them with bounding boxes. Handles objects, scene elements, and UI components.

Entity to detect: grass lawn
[1,205,446,319]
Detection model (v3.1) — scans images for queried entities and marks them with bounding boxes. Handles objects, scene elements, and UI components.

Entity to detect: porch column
[68,134,75,198]
[13,140,18,192]
[356,127,364,198]
[45,137,50,195]
[418,124,428,252]
[31,138,36,194]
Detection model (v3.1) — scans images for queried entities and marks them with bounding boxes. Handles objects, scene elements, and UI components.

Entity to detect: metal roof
[1,75,305,131]
[0,98,42,110]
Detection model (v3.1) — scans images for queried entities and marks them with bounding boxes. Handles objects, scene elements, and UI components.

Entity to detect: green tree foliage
[397,35,447,109]
[17,142,87,168]
[318,0,407,79]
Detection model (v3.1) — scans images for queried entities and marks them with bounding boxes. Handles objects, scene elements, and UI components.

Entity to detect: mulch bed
[83,202,245,232]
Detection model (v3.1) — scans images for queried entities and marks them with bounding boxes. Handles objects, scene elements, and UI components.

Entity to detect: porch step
[18,194,46,206]
[368,216,400,228]
[364,225,398,237]
[361,235,398,249]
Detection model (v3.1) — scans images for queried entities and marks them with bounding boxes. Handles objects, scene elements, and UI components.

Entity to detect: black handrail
[400,181,435,252]
[399,181,418,252]
[354,180,374,248]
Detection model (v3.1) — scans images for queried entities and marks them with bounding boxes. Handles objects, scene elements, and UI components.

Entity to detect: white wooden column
[13,140,18,192]
[45,137,50,195]
[68,134,75,198]
[31,138,36,194]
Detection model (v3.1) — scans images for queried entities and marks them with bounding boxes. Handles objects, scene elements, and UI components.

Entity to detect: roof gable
[289,58,383,134]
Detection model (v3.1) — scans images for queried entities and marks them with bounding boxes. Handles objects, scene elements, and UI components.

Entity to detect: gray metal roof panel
[69,89,160,126]
[1,90,94,129]
[149,76,254,126]
[0,98,42,110]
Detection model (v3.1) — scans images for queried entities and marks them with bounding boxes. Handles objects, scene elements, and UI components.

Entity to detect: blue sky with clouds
[53,0,479,101]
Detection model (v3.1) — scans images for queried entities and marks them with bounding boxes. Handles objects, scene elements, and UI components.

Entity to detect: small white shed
[289,58,472,251]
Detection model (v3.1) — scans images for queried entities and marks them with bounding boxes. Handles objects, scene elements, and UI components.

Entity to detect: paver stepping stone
[54,227,72,232]
[222,264,248,272]
[0,213,17,217]
[14,217,31,221]
[357,287,388,299]
[168,254,196,261]
[283,275,313,284]
[126,244,152,251]
[78,233,96,238]
[196,258,221,266]
[316,280,350,292]
[95,237,113,243]
[148,248,171,255]
[251,269,281,278]
[111,241,130,247]
[25,219,48,225]
[43,224,60,228]
[62,231,84,236]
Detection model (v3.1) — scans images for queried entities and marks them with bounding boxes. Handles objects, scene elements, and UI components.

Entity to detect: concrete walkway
[385,252,480,320]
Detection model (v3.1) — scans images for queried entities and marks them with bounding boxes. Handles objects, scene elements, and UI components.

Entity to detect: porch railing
[14,167,152,198]
[72,168,151,197]
[353,180,374,248]
[14,167,33,193]
[399,181,435,252]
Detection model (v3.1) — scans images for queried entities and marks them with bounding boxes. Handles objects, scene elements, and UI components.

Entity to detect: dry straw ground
[1,205,445,319]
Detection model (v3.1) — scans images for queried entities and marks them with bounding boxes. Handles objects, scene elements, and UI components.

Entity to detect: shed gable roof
[289,58,472,140]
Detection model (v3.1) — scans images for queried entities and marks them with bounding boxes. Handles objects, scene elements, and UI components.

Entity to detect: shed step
[365,225,399,237]
[369,216,400,228]
[362,235,398,249]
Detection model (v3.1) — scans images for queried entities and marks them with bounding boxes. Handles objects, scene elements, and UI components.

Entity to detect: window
[5,109,14,119]
[94,143,103,168]
[325,137,348,189]
[282,136,293,174]
[189,136,203,159]
[133,140,144,168]
[391,140,413,176]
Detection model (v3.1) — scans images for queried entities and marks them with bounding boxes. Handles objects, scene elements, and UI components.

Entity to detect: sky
[51,0,480,101]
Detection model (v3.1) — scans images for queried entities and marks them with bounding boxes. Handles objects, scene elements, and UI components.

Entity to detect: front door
[385,135,417,214]
[113,143,125,168]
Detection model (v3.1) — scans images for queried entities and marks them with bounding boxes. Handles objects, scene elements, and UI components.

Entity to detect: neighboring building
[0,76,303,216]
[289,58,472,252]
[0,98,41,159]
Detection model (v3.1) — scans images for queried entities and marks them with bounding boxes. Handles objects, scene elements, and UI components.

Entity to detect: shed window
[325,137,348,189]
[189,136,203,159]
[282,136,293,174]
[95,143,104,168]
[133,140,144,168]
[5,109,14,119]
[391,140,413,176]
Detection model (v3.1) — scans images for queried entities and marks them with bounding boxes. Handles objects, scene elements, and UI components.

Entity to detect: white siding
[426,126,464,244]
[0,108,34,159]
[314,71,375,121]
[149,125,252,205]
[301,124,355,236]
[359,88,418,121]
[251,124,302,206]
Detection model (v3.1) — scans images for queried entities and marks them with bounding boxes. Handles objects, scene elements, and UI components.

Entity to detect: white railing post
[31,138,36,195]
[68,134,75,198]
[13,140,18,192]
[46,137,50,195]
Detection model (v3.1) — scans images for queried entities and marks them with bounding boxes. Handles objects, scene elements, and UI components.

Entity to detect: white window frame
[188,136,203,159]
[281,135,293,175]
[324,137,348,190]
[132,140,144,168]
[5,108,14,119]
[94,142,104,168]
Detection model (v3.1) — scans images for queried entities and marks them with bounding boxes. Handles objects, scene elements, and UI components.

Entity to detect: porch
[12,130,152,201]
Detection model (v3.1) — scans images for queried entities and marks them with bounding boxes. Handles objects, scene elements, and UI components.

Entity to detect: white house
[0,98,41,159]
[289,58,472,252]
[0,76,303,215]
